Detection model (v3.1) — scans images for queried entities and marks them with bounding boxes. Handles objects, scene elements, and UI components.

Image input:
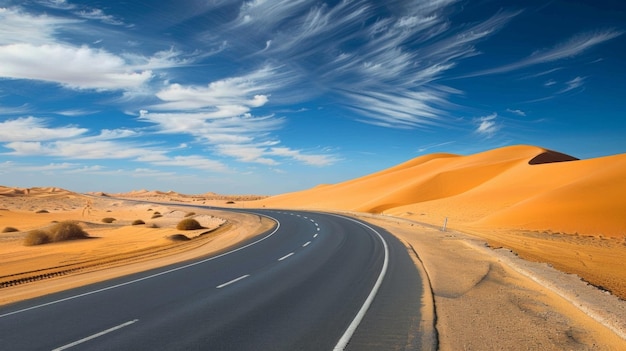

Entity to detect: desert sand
[0,187,273,304]
[1,144,625,349]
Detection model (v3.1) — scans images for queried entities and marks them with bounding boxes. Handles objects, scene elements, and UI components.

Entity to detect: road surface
[0,209,427,350]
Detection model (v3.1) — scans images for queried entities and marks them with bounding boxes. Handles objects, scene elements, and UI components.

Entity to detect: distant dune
[254,145,626,238]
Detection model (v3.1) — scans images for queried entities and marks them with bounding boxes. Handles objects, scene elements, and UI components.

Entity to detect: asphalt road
[0,209,426,350]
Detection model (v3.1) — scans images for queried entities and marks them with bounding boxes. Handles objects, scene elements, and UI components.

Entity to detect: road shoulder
[354,213,626,350]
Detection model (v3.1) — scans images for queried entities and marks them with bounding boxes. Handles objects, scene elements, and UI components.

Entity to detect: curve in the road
[0,208,425,350]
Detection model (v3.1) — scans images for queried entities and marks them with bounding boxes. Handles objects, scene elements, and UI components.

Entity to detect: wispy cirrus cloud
[74,8,125,26]
[462,30,623,77]
[222,0,519,128]
[506,108,526,117]
[558,76,585,94]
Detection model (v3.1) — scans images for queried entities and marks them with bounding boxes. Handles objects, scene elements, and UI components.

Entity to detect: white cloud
[37,0,76,10]
[74,8,125,26]
[0,43,154,90]
[139,155,229,171]
[506,108,526,116]
[475,113,499,137]
[0,7,78,45]
[269,147,339,166]
[464,30,623,77]
[0,116,87,142]
[544,80,557,87]
[215,143,280,166]
[559,76,585,93]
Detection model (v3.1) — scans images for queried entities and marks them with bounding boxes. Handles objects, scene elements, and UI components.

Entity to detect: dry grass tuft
[176,218,203,230]
[48,221,89,242]
[24,230,51,246]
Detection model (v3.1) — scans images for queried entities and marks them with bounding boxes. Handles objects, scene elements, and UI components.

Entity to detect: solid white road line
[0,215,282,319]
[278,252,295,261]
[331,215,390,351]
[52,319,139,351]
[216,274,250,289]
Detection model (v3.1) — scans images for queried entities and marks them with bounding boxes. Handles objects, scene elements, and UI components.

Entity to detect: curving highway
[0,209,427,350]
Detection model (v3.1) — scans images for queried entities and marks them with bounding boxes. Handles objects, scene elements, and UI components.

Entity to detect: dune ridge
[255,145,625,237]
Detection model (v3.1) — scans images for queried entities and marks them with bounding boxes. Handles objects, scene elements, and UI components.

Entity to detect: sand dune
[254,145,625,237]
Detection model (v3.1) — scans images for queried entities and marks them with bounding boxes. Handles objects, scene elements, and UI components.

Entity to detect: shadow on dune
[528,150,579,165]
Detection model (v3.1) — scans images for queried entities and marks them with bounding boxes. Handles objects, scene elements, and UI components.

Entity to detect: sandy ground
[0,190,273,305]
[353,212,626,350]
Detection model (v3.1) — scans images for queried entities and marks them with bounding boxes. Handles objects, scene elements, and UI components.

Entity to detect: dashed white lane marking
[278,252,295,261]
[313,233,318,238]
[302,241,311,247]
[52,319,139,351]
[216,274,250,289]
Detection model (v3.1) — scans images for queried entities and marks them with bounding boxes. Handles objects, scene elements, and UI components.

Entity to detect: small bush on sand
[151,214,162,219]
[49,221,89,242]
[101,217,116,223]
[153,211,161,215]
[2,226,19,233]
[176,218,203,230]
[167,234,190,242]
[184,212,196,217]
[132,219,145,225]
[24,230,51,246]
[35,209,49,214]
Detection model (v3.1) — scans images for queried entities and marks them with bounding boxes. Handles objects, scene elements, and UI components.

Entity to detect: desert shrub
[146,223,159,228]
[184,212,196,217]
[167,234,190,242]
[49,221,89,242]
[131,219,145,225]
[153,211,161,215]
[24,230,51,246]
[226,201,235,204]
[176,218,203,230]
[151,214,163,219]
[35,209,49,214]
[101,217,116,223]
[2,226,19,233]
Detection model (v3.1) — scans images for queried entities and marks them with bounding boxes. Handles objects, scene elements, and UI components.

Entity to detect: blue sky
[0,0,624,194]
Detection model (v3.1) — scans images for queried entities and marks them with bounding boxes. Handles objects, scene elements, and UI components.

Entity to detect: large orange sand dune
[254,145,625,237]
